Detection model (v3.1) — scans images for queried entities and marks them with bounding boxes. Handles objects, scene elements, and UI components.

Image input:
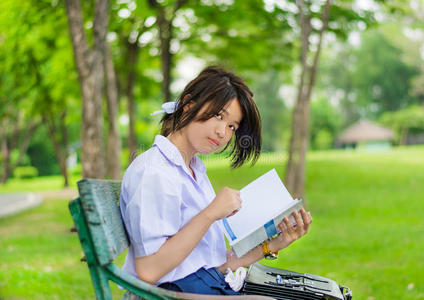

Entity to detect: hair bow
[151,101,179,116]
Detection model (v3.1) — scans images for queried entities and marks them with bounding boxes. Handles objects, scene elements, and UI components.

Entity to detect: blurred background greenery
[1,0,424,299]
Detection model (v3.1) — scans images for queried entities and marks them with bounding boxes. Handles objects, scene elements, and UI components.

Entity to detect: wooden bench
[69,178,273,300]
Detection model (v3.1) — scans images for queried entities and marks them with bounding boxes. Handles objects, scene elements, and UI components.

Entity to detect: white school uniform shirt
[120,135,227,285]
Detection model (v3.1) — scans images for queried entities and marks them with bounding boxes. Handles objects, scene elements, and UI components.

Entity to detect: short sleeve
[124,168,182,258]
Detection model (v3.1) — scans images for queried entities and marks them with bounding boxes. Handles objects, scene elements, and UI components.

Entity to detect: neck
[167,131,196,170]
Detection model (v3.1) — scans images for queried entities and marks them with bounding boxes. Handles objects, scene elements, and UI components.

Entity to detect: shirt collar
[153,135,206,174]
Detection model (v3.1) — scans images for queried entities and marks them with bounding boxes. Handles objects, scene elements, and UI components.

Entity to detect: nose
[216,122,226,139]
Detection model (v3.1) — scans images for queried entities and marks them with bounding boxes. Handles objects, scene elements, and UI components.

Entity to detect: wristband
[262,240,278,260]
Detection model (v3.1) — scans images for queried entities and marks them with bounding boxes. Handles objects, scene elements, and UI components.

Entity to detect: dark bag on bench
[242,263,352,300]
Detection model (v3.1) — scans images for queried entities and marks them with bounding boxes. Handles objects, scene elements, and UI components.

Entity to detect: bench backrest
[77,178,128,266]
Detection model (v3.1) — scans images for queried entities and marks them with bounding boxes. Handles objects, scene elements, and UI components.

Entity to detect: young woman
[120,66,312,295]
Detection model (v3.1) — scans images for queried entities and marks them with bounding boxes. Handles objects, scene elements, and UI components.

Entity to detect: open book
[220,169,303,257]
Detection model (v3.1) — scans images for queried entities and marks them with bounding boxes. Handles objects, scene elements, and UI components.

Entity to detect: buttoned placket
[180,158,205,193]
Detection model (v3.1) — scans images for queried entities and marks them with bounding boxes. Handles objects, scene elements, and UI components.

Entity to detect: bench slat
[77,179,128,266]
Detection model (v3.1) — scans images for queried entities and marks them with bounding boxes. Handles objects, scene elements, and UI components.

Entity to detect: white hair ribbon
[151,101,179,116]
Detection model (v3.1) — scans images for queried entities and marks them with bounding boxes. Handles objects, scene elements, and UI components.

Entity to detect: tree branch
[306,0,331,100]
[11,121,40,170]
[173,0,188,15]
[65,0,91,77]
[93,0,110,57]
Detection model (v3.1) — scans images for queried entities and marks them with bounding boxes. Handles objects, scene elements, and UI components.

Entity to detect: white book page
[224,169,295,241]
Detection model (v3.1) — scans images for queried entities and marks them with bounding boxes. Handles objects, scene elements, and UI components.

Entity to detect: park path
[0,188,78,218]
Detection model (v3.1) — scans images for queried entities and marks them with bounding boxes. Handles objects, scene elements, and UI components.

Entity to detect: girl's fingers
[283,217,294,231]
[293,210,304,228]
[299,209,311,232]
[278,221,293,244]
[278,222,287,234]
[299,208,308,222]
[283,218,298,240]
[226,209,239,218]
[278,220,291,238]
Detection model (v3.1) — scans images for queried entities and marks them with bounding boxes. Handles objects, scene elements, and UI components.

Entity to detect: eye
[216,113,223,120]
[229,125,236,132]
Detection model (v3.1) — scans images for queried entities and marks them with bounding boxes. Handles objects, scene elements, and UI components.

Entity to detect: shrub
[13,166,39,179]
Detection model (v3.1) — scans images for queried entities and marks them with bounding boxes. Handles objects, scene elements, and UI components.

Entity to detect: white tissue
[225,267,247,292]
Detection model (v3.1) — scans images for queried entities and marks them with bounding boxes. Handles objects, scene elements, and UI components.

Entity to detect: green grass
[0,174,80,193]
[0,196,127,299]
[1,146,424,299]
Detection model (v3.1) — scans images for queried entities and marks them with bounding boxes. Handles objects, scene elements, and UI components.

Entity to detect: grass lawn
[1,146,424,299]
[0,174,80,193]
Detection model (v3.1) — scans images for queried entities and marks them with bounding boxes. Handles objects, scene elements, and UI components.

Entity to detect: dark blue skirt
[159,267,241,295]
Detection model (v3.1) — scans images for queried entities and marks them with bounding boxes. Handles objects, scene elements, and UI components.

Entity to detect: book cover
[220,168,303,257]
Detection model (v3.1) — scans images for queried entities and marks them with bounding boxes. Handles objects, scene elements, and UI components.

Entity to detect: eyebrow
[222,108,240,126]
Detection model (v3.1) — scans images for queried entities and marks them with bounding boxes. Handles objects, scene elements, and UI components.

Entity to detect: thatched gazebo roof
[337,120,395,144]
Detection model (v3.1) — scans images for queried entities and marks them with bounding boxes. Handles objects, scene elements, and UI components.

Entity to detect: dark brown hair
[161,66,261,168]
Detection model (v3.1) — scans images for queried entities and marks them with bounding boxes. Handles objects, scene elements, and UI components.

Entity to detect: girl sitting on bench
[120,66,312,295]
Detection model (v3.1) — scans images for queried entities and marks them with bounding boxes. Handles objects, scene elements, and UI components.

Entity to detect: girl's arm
[135,187,241,284]
[218,208,313,273]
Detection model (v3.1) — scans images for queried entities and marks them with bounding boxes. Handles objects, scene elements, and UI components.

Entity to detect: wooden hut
[337,120,395,150]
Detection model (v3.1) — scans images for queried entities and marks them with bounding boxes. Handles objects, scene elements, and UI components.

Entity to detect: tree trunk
[0,118,39,184]
[43,112,69,187]
[148,0,186,102]
[105,45,122,179]
[400,127,408,145]
[0,123,11,184]
[157,8,173,101]
[65,0,110,179]
[285,0,331,201]
[126,41,139,163]
[13,122,38,171]
[59,112,70,187]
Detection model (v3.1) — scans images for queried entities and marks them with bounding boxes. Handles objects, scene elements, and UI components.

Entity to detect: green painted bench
[69,178,273,300]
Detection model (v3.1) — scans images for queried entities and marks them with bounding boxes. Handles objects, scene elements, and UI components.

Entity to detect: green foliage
[0,0,80,182]
[353,30,419,113]
[379,105,424,144]
[250,70,288,151]
[109,0,162,101]
[309,98,342,150]
[318,27,420,123]
[70,164,82,177]
[27,127,61,176]
[378,23,424,105]
[314,129,333,150]
[10,150,31,167]
[185,0,295,73]
[13,166,39,179]
[119,99,161,153]
[1,0,422,187]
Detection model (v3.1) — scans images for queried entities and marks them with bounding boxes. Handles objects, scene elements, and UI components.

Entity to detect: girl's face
[183,98,243,155]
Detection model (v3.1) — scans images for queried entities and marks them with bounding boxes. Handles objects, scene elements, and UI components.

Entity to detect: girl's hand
[270,208,312,252]
[205,187,241,220]
[217,249,241,273]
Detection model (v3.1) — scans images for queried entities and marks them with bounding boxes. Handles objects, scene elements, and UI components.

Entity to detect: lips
[208,138,219,147]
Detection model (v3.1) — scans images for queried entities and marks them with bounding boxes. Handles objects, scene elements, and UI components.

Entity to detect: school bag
[242,263,353,300]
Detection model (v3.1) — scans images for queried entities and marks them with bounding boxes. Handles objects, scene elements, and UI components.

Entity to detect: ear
[182,94,194,112]
[182,94,192,102]
[183,102,194,113]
